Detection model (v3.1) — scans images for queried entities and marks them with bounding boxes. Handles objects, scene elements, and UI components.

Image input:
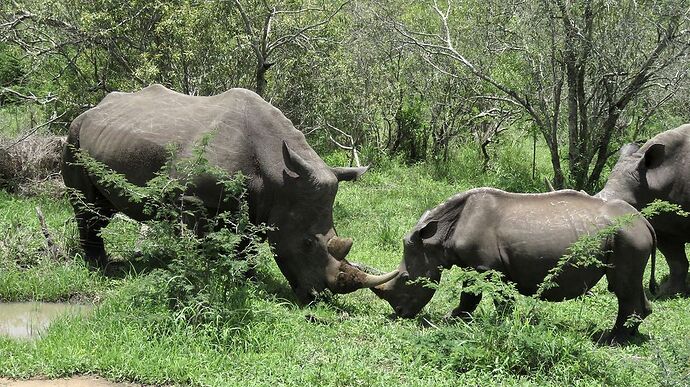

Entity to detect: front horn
[329,261,398,293]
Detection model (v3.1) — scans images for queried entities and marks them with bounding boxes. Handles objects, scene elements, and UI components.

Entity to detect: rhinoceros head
[372,219,443,317]
[269,142,398,304]
[597,141,668,208]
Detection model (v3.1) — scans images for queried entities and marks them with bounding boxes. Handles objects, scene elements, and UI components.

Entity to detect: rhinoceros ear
[640,143,665,170]
[418,220,438,241]
[282,141,313,179]
[330,166,369,182]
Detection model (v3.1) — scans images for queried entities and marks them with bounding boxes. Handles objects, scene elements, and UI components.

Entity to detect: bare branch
[326,123,361,167]
[267,1,350,55]
[233,0,262,59]
[36,206,63,261]
[1,87,57,104]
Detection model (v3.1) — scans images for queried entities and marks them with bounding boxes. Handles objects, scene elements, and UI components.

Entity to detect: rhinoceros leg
[64,184,115,269]
[447,284,483,321]
[656,236,689,296]
[75,208,110,268]
[62,138,115,269]
[604,245,652,344]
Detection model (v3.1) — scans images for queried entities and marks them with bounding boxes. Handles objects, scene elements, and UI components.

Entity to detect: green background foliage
[3,0,688,189]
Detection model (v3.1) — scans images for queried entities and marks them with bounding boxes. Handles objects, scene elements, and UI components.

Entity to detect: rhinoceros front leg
[447,285,482,322]
[656,236,689,296]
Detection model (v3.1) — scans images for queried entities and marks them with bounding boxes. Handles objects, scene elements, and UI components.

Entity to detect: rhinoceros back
[75,85,312,184]
[67,85,327,220]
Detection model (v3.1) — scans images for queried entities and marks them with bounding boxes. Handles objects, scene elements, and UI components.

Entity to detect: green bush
[71,136,268,325]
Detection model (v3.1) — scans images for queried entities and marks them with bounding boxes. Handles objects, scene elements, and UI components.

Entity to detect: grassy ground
[0,142,688,386]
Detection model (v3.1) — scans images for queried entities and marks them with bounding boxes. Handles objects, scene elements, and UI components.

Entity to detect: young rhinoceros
[373,188,657,343]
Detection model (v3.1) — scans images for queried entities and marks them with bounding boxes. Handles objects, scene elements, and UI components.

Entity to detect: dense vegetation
[1,0,689,386]
[3,0,690,188]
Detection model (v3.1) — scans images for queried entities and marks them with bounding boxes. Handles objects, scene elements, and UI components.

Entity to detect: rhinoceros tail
[644,217,658,295]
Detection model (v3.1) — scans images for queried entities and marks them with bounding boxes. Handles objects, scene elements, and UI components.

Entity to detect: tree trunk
[255,63,268,97]
[546,139,565,189]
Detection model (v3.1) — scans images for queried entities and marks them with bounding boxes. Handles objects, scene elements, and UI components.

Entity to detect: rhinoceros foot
[596,328,649,346]
[655,278,689,298]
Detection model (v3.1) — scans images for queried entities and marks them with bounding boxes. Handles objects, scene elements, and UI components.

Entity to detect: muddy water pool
[0,302,93,340]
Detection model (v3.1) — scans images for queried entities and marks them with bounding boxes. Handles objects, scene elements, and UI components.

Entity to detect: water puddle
[0,302,93,340]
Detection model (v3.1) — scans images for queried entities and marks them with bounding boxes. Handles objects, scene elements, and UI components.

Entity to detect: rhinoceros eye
[302,236,316,251]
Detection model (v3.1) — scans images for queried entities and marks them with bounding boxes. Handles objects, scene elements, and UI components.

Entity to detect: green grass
[0,191,108,301]
[0,144,689,386]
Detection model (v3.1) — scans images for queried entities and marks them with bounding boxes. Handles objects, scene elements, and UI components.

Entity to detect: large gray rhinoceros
[597,124,690,295]
[373,188,656,343]
[61,84,397,303]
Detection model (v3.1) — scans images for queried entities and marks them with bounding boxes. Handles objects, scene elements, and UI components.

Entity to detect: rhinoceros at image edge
[598,124,690,296]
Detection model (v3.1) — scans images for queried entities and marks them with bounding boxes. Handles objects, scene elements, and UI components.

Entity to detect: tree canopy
[2,0,690,189]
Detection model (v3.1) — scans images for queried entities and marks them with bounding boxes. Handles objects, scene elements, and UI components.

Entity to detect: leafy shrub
[71,135,268,325]
[393,97,430,163]
[411,318,630,384]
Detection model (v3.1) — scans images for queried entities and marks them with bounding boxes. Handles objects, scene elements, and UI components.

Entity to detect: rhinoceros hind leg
[656,237,689,296]
[66,179,115,270]
[74,203,114,269]
[605,259,652,345]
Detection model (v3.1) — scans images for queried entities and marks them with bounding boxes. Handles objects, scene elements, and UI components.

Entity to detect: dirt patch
[0,376,140,386]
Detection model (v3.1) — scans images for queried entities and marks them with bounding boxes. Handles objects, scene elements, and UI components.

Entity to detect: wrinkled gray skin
[373,188,656,343]
[597,124,690,296]
[61,85,397,304]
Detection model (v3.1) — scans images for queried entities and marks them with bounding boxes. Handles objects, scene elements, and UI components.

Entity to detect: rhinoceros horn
[325,236,397,292]
[327,236,353,261]
[330,166,369,182]
[330,261,398,293]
